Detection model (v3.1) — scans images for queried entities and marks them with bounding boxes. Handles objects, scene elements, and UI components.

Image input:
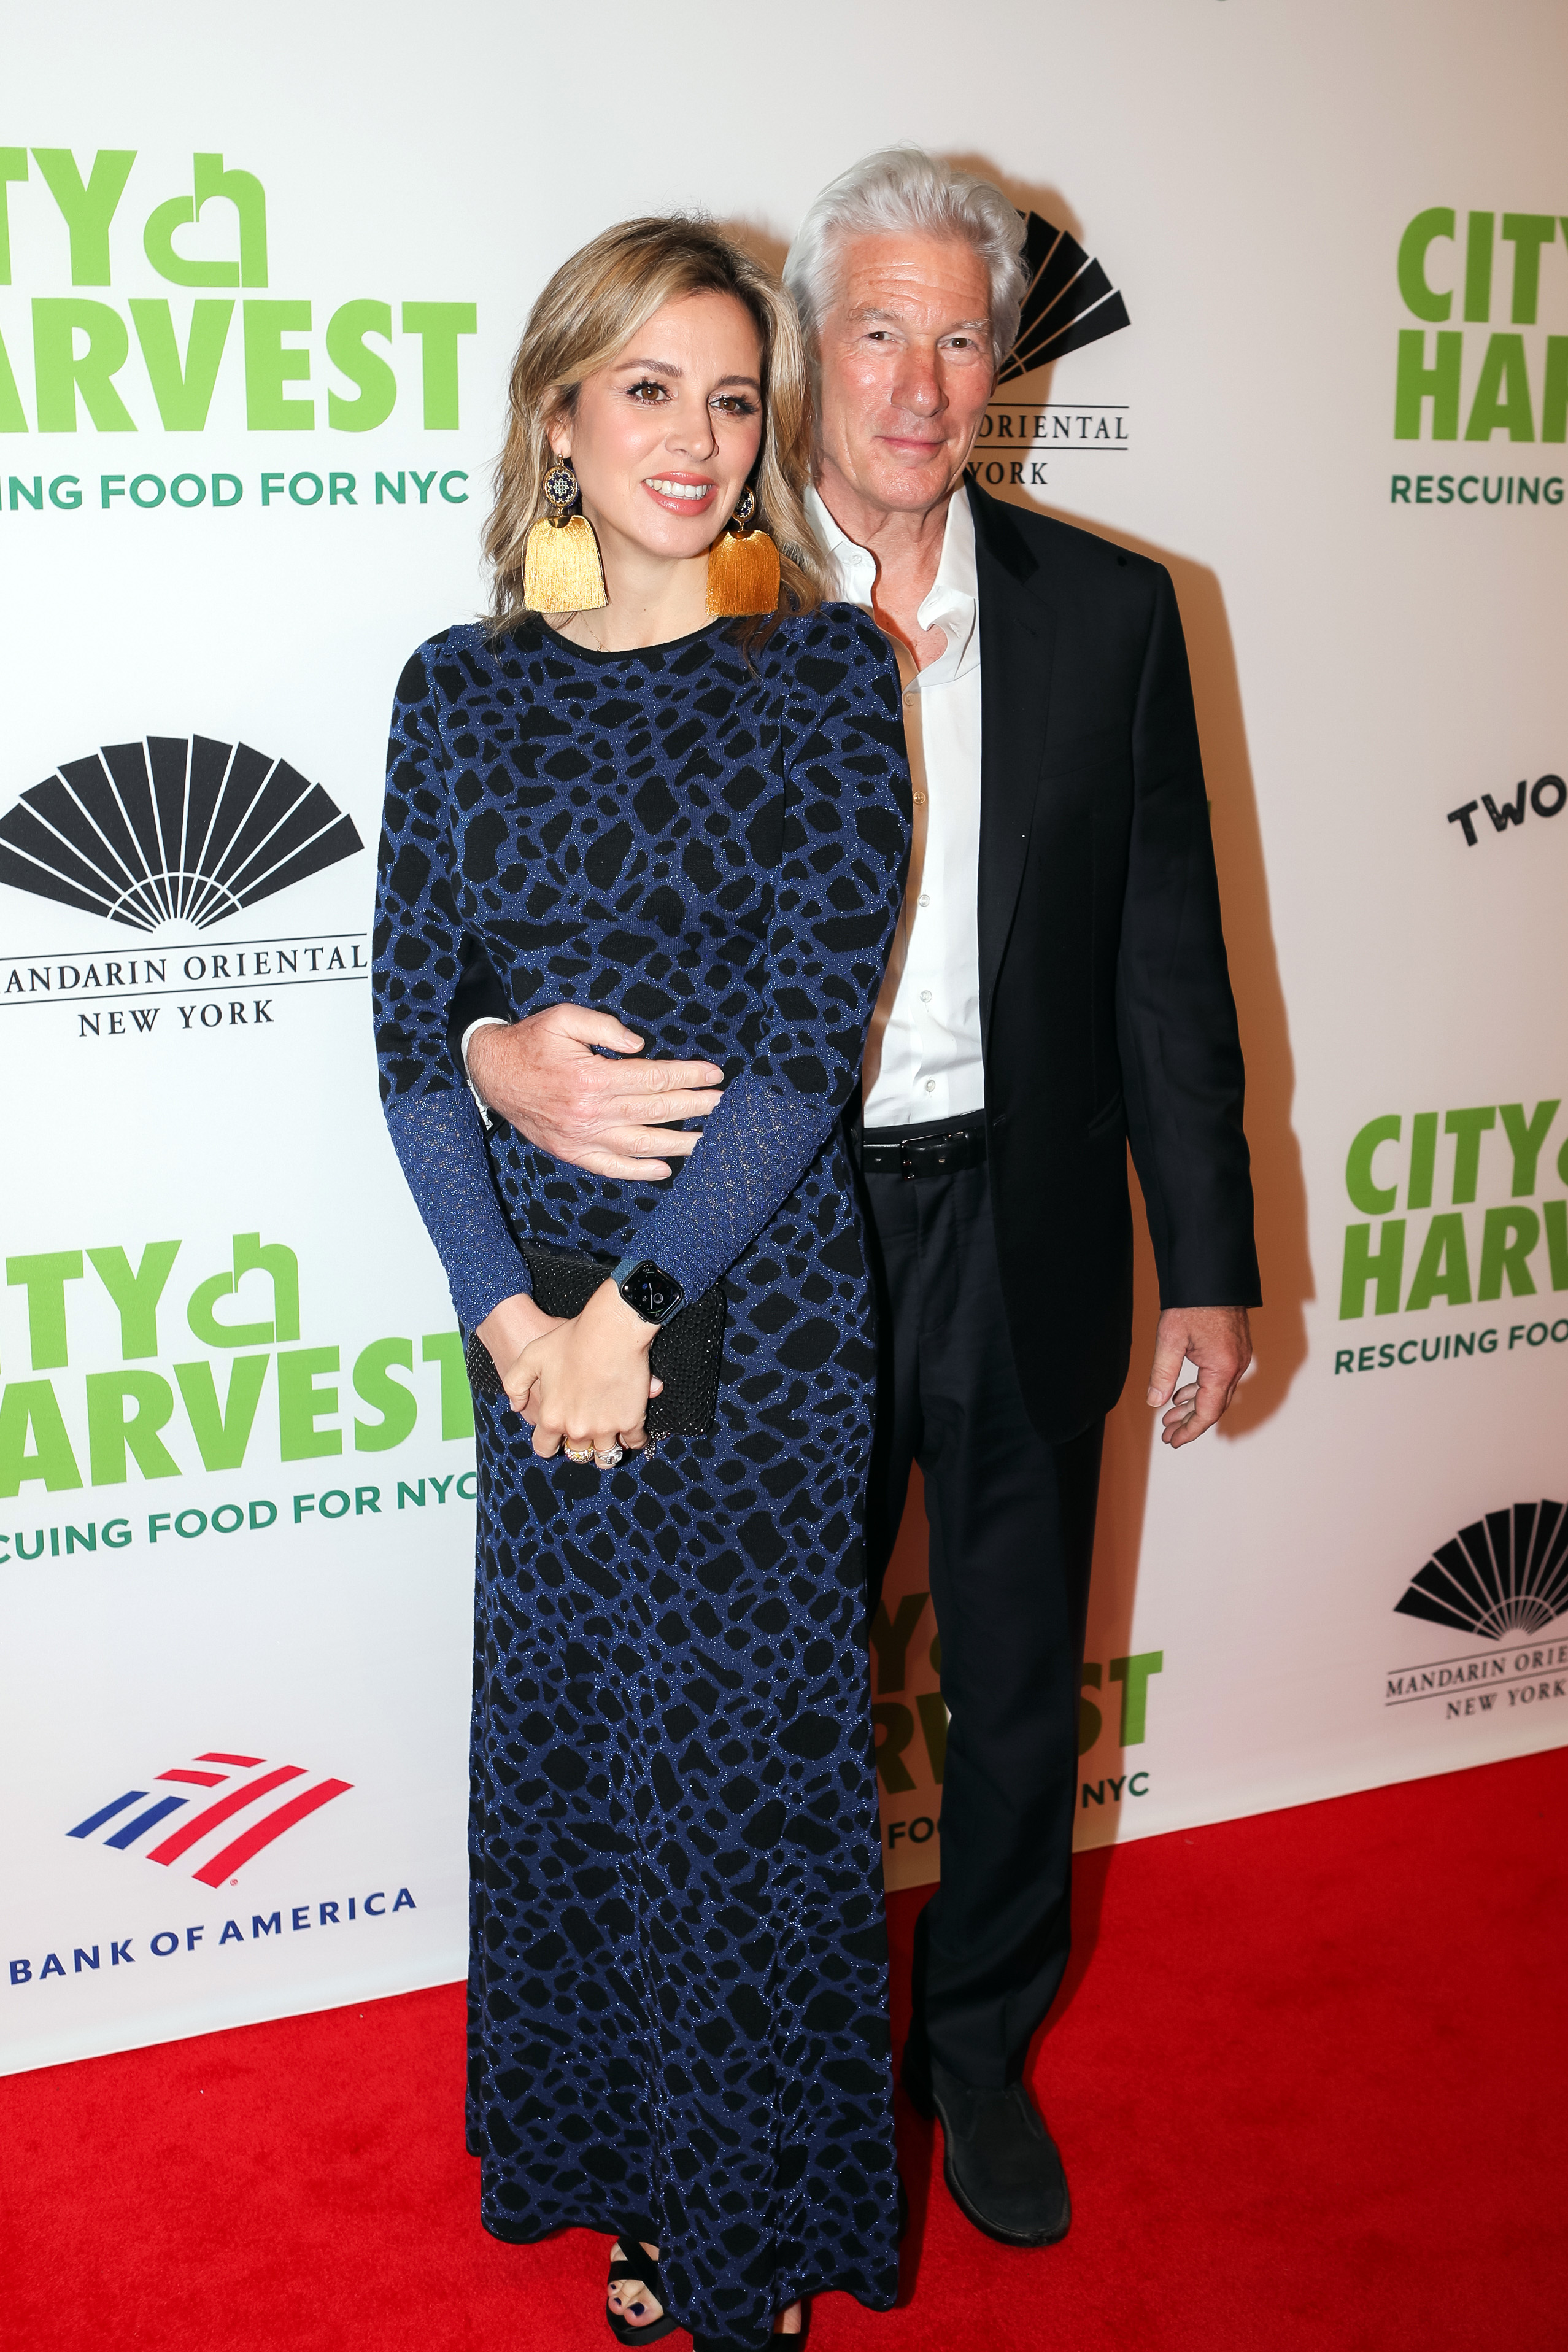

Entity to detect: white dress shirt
[808,484,984,1129]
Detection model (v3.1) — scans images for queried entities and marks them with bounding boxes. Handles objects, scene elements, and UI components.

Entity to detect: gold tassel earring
[522,455,608,613]
[706,487,781,617]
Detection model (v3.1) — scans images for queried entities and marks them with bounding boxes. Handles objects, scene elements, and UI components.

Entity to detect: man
[451,149,1259,2254]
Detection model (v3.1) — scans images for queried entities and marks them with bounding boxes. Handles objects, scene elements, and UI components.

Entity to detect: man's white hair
[783,146,1027,368]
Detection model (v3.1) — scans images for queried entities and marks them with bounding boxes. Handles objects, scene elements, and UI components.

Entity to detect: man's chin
[863,457,964,512]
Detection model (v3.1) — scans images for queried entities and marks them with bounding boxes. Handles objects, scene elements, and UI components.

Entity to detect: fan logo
[970,210,1131,494]
[1385,1499,1568,1721]
[1397,1500,1568,1639]
[66,1749,352,1886]
[0,734,362,933]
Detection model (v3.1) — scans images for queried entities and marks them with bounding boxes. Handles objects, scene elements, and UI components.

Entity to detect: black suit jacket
[965,481,1257,1438]
[447,484,1259,1442]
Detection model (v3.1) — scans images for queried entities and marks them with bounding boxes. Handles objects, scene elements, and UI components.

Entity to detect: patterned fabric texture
[372,608,912,2348]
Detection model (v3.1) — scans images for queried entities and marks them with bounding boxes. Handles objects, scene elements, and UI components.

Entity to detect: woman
[373,218,911,2350]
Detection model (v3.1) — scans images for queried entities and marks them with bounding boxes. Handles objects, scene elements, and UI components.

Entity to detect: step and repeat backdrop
[3,0,1564,2064]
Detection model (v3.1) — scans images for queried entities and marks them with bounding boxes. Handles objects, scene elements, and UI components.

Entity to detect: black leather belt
[859,1113,987,1180]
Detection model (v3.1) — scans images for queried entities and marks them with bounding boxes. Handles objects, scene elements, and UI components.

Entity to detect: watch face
[621,1261,684,1322]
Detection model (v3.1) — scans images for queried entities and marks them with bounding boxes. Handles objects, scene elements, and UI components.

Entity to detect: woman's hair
[486,215,830,638]
[783,146,1027,370]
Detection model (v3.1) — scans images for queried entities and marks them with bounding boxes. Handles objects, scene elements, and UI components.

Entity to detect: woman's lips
[643,475,719,515]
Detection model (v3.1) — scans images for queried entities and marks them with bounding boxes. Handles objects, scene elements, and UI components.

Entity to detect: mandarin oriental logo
[997,211,1130,382]
[971,211,1132,498]
[0,734,363,933]
[1395,1499,1568,1640]
[68,1749,352,1885]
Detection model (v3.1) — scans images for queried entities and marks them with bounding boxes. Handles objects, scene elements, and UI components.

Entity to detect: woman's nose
[668,403,718,460]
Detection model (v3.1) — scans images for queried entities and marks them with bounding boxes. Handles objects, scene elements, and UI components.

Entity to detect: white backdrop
[4,0,1566,2065]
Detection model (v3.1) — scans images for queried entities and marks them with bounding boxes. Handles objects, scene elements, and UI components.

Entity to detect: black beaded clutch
[463,1237,726,1439]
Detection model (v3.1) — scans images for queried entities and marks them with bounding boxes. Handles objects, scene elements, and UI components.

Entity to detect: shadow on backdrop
[956,157,1311,2035]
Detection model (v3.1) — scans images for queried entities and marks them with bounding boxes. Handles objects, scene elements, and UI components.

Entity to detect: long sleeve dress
[372,606,912,2350]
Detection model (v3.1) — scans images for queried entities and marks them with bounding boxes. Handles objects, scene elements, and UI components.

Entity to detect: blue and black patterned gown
[372,608,911,2348]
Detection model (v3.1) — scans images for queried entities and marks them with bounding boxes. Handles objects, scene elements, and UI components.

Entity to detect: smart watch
[612,1256,686,1326]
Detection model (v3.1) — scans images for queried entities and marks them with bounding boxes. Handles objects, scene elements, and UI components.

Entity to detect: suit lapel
[971,484,1056,1048]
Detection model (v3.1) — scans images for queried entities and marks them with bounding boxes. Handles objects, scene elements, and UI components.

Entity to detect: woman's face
[551,291,765,570]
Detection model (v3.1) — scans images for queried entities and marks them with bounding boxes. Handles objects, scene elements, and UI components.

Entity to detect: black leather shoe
[903,2049,1071,2248]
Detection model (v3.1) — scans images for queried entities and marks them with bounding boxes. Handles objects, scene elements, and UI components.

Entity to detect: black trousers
[859,1132,1105,2089]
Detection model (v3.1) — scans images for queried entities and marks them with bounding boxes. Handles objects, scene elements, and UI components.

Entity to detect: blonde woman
[373,219,911,2349]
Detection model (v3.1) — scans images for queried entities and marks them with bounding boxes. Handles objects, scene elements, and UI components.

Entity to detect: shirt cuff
[460,1016,508,1125]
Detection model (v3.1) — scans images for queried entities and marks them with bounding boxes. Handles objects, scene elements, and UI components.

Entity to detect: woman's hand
[509,1280,663,1460]
[476,1291,564,1420]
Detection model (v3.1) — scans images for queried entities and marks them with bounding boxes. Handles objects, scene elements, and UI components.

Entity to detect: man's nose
[890,346,943,416]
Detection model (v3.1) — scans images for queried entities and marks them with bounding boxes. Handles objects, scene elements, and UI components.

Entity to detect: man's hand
[466,1007,724,1180]
[1146,1306,1253,1449]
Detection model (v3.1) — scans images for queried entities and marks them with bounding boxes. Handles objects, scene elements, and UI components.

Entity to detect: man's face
[814,232,995,517]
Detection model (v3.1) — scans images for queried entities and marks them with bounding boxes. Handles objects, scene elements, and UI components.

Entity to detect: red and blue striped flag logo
[67,1753,352,1886]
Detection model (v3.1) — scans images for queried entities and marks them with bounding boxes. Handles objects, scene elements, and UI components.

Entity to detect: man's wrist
[462,1018,508,1080]
[460,1017,508,1121]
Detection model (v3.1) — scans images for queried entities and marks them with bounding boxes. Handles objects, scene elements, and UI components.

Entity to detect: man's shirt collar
[807,482,979,680]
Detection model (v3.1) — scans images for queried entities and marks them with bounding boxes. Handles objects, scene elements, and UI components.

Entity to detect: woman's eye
[712,394,759,417]
[627,379,667,403]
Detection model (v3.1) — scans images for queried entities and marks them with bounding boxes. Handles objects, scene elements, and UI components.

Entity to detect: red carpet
[3,1747,1564,2351]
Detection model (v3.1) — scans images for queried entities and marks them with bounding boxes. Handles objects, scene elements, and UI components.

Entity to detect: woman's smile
[642,472,718,512]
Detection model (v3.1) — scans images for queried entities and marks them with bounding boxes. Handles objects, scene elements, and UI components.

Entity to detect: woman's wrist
[584,1277,660,1352]
[476,1290,556,1367]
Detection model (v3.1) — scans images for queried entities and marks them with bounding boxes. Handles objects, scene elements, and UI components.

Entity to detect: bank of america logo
[1395,1500,1568,1639]
[68,1751,352,1886]
[996,211,1131,385]
[0,734,363,932]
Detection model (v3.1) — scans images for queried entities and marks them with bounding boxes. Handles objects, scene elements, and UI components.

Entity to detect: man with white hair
[454,149,1259,2254]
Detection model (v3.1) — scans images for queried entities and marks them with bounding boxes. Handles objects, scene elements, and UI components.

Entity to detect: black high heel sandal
[606,2229,679,2346]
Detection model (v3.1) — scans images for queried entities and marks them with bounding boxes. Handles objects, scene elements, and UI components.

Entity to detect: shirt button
[912,791,927,805]
[903,687,917,702]
[918,892,930,907]
[925,1080,937,1093]
[920,990,932,1003]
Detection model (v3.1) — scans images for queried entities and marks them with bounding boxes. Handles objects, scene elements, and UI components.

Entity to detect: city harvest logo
[970,209,1130,496]
[870,1574,1161,1881]
[0,146,476,442]
[1334,1093,1568,1377]
[0,1229,476,1499]
[0,733,362,933]
[1389,204,1566,510]
[67,1749,351,1887]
